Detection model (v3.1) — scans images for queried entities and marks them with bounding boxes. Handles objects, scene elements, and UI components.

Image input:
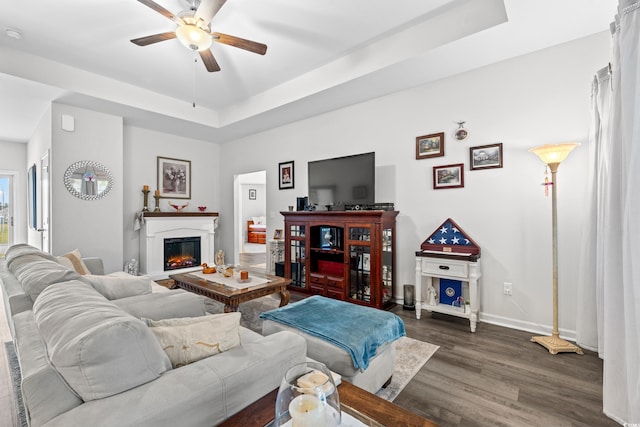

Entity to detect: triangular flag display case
[420,218,480,257]
[415,218,482,332]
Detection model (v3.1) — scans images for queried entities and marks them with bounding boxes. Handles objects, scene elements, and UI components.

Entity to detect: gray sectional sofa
[1,244,306,427]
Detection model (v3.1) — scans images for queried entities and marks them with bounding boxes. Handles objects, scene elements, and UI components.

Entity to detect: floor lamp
[529,142,584,355]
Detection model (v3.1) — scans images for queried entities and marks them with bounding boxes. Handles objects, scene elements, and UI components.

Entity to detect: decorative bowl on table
[168,201,189,212]
[198,206,206,212]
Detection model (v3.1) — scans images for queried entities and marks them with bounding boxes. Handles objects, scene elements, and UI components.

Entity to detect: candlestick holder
[141,189,150,212]
[153,194,161,212]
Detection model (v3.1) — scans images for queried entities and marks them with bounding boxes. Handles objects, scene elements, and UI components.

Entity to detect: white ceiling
[0,0,617,144]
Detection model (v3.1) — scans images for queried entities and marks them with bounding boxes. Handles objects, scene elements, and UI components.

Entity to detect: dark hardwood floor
[391,306,616,427]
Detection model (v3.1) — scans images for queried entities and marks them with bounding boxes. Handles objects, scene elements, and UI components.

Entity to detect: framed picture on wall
[416,132,445,160]
[249,189,257,200]
[470,143,503,170]
[157,156,191,199]
[279,161,295,190]
[433,163,464,189]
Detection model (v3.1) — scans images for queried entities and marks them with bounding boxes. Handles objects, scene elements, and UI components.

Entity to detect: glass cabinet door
[347,225,373,304]
[288,224,306,289]
[381,227,393,305]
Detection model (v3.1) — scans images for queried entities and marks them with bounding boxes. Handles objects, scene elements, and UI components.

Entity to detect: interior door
[0,173,14,257]
[40,151,50,253]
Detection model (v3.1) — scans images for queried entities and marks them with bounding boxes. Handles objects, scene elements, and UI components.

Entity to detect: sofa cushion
[56,249,91,275]
[83,273,152,300]
[9,253,83,301]
[4,243,59,268]
[145,312,241,368]
[114,290,206,320]
[33,280,172,401]
[1,268,34,322]
[12,311,83,426]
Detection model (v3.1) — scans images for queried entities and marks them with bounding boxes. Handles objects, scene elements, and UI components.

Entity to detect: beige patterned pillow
[146,313,241,368]
[57,249,91,275]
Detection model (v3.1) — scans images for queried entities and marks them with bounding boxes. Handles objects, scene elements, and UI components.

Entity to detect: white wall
[50,103,124,273]
[216,32,611,338]
[26,105,52,249]
[122,126,220,265]
[0,140,27,245]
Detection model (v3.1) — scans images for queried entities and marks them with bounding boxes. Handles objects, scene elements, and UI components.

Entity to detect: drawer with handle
[421,258,468,278]
[326,288,344,300]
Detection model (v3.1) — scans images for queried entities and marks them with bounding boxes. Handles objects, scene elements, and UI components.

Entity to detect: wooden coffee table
[219,380,436,427]
[169,270,291,313]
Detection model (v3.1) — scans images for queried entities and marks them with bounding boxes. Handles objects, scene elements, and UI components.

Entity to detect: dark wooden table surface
[219,380,437,427]
[169,270,290,313]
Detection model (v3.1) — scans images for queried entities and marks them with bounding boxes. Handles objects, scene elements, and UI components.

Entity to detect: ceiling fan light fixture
[176,24,212,51]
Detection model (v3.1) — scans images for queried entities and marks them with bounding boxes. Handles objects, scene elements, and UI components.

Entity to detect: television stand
[281,210,398,309]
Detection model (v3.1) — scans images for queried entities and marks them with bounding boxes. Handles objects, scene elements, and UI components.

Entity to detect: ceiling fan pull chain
[193,53,197,108]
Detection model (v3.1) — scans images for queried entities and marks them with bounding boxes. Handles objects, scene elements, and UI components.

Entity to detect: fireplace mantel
[140,213,218,279]
[143,212,219,218]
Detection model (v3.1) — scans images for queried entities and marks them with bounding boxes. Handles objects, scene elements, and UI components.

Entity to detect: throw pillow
[56,256,75,271]
[57,249,91,275]
[146,312,241,368]
[83,273,152,300]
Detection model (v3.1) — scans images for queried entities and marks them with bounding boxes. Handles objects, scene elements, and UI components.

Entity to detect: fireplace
[140,213,218,279]
[163,237,201,271]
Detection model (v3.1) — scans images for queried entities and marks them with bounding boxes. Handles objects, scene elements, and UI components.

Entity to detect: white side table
[267,239,284,274]
[415,252,481,332]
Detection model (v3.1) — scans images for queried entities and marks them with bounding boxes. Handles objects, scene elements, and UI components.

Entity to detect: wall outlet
[503,282,513,296]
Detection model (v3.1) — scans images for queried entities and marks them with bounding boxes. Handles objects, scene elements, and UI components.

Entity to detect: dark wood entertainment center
[280,210,398,309]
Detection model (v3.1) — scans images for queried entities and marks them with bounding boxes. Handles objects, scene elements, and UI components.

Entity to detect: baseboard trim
[479,313,577,342]
[391,298,579,343]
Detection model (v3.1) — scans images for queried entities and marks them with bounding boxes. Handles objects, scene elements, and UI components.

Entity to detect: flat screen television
[308,152,375,209]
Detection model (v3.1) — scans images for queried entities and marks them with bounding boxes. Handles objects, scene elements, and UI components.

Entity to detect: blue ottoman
[260,295,404,393]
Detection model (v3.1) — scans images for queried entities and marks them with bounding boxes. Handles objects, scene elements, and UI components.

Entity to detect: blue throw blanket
[260,295,405,370]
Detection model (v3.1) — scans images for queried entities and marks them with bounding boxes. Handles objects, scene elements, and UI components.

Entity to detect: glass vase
[274,361,340,427]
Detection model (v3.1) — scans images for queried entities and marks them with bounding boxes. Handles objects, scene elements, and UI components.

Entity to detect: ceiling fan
[130,0,267,72]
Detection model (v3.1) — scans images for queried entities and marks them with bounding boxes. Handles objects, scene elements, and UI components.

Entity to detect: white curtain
[577,1,640,424]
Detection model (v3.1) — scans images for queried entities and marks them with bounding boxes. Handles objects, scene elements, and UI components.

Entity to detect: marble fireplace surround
[140,212,219,280]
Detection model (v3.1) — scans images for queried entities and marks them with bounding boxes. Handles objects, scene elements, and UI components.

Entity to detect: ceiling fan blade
[199,49,221,72]
[137,0,184,25]
[212,32,267,55]
[195,0,227,25]
[131,31,177,46]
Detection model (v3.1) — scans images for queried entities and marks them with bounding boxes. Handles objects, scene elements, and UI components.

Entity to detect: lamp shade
[529,142,580,166]
[176,24,212,51]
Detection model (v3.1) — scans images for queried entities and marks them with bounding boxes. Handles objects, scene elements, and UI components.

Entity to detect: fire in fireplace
[164,237,201,271]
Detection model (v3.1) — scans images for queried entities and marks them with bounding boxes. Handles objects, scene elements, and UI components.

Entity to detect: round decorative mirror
[64,160,114,200]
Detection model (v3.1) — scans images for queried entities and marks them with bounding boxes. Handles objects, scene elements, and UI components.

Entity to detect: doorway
[0,173,15,257]
[40,151,50,253]
[234,170,266,269]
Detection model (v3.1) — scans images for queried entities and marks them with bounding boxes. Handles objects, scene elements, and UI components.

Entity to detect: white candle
[289,394,325,427]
